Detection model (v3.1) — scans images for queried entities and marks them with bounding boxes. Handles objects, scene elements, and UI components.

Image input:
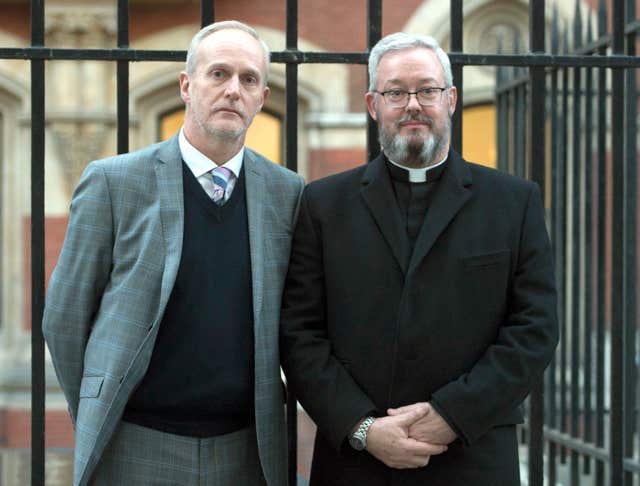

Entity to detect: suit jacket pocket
[79,375,104,398]
[463,249,511,269]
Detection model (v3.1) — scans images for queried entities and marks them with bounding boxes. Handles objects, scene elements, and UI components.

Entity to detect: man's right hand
[365,404,448,469]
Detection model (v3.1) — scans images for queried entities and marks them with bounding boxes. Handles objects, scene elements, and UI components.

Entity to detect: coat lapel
[243,150,265,319]
[154,135,185,312]
[360,155,411,274]
[408,150,472,274]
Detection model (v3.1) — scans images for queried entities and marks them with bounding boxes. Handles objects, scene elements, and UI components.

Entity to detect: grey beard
[379,119,450,168]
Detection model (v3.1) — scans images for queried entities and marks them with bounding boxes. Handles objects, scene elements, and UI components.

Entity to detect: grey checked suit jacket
[42,135,304,486]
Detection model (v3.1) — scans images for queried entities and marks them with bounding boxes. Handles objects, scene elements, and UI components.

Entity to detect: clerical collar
[386,154,448,183]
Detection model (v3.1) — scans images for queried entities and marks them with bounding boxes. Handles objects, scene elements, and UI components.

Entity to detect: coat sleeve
[42,162,114,423]
[280,190,378,451]
[430,182,559,445]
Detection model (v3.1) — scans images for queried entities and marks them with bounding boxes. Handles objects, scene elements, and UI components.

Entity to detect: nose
[405,92,422,112]
[224,75,241,99]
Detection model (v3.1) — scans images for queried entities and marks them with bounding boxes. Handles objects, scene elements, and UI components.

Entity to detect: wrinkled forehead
[377,47,445,86]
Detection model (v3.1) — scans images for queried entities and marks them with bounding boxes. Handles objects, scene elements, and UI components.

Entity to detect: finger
[395,404,429,425]
[387,402,428,416]
[403,438,448,456]
[399,454,431,469]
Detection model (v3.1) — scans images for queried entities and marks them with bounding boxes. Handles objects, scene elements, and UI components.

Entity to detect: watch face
[349,435,365,451]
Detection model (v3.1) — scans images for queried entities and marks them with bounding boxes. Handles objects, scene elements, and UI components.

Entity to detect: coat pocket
[79,375,104,398]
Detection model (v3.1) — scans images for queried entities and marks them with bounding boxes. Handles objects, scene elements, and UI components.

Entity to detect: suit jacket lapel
[244,150,265,319]
[408,149,472,274]
[155,135,185,312]
[360,155,411,274]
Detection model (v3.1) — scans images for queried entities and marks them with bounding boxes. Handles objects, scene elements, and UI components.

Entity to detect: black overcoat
[280,150,558,486]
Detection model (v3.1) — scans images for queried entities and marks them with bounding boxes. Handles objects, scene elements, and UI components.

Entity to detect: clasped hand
[365,402,456,469]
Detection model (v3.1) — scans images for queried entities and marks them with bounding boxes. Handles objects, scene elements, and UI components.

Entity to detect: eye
[387,89,405,97]
[242,74,259,86]
[420,88,438,95]
[211,69,226,80]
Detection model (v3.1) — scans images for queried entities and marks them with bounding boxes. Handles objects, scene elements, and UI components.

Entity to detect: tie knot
[211,166,234,205]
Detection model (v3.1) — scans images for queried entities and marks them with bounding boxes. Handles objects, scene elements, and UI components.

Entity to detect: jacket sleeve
[430,182,559,445]
[42,162,114,423]
[280,191,378,451]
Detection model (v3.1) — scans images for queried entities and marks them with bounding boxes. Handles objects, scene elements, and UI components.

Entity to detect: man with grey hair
[44,20,303,486]
[281,32,557,485]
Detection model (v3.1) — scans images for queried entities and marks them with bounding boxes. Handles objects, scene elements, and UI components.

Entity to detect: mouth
[216,107,242,117]
[398,117,433,129]
[400,121,428,128]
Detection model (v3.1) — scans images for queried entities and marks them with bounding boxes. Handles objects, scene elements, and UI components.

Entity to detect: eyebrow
[383,77,442,87]
[205,62,262,80]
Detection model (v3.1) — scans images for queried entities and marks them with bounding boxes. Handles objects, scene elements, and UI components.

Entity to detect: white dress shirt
[178,127,244,202]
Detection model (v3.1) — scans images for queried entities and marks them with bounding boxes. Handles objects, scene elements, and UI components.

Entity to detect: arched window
[159,108,283,165]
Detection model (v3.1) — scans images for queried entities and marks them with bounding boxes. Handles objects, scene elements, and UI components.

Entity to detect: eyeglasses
[374,87,449,108]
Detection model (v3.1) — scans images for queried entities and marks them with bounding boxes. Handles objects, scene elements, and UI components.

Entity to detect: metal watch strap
[349,416,376,450]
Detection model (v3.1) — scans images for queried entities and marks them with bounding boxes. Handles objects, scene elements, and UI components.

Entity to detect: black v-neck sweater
[124,162,255,437]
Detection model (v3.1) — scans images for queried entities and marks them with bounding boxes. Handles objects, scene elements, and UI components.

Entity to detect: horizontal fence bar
[2,48,640,68]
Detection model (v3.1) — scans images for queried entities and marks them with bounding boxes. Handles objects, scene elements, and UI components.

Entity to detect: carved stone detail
[51,123,110,192]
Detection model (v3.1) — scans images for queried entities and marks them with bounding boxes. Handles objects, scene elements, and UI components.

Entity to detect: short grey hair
[368,32,453,91]
[185,20,270,85]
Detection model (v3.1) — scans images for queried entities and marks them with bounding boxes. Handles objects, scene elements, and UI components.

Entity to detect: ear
[447,85,458,116]
[365,92,378,121]
[179,71,191,104]
[258,86,270,112]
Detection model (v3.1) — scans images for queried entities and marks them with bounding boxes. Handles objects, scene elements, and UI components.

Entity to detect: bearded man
[280,32,558,486]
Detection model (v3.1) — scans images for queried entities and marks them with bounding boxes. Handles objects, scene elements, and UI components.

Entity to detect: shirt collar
[386,153,448,183]
[178,127,244,178]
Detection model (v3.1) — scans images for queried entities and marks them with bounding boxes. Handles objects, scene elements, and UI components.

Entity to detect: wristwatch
[348,416,376,451]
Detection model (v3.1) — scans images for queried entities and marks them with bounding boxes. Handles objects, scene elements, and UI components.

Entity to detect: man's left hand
[387,402,457,445]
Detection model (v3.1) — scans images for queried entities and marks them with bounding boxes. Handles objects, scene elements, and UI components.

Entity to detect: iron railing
[496,1,639,485]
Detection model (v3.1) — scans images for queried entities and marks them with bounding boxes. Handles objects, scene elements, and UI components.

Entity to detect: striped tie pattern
[211,166,234,205]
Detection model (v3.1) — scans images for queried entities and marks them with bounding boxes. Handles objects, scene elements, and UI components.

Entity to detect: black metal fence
[496,1,639,485]
[0,0,639,485]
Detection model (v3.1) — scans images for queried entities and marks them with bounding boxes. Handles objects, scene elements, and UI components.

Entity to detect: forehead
[376,47,445,87]
[195,29,266,74]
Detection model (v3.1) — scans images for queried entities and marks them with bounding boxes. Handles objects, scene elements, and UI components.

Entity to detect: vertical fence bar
[582,16,594,477]
[528,2,546,483]
[200,0,214,27]
[560,25,570,465]
[547,9,561,485]
[513,85,522,178]
[595,2,607,483]
[285,0,299,482]
[30,0,46,484]
[610,0,626,483]
[284,0,298,173]
[450,0,462,153]
[117,0,129,155]
[496,76,509,173]
[366,0,382,162]
[570,5,583,484]
[623,0,637,483]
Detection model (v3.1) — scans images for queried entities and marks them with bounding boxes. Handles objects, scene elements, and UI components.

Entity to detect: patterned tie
[211,166,234,205]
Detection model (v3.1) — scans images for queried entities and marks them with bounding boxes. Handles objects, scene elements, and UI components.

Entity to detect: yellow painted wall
[462,104,496,168]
